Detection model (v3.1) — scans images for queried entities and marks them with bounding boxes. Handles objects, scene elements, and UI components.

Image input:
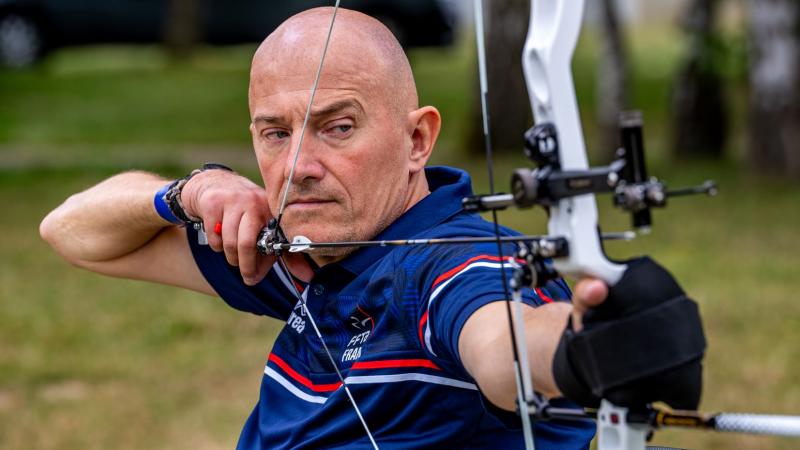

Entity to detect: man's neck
[403,171,431,214]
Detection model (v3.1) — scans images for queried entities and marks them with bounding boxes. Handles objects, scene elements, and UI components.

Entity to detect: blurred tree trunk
[469,0,531,155]
[671,0,728,158]
[596,0,629,162]
[164,0,200,61]
[747,0,800,178]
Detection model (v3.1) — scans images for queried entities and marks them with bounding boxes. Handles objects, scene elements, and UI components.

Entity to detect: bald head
[249,8,418,118]
[247,8,441,260]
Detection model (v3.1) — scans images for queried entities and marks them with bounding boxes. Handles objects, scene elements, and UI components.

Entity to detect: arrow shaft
[278,234,548,249]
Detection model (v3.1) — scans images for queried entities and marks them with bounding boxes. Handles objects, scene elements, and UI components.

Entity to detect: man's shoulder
[425,211,525,239]
[388,212,524,283]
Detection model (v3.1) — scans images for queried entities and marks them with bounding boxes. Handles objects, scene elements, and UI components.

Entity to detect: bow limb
[523,2,644,449]
[523,0,625,283]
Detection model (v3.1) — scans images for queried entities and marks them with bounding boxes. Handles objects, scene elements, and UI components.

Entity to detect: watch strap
[162,162,234,226]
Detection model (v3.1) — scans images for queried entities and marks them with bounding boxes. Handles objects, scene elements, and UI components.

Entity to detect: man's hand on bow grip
[180,170,275,285]
[554,257,707,411]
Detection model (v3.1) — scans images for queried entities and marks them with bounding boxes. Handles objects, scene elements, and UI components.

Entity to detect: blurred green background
[1,16,799,450]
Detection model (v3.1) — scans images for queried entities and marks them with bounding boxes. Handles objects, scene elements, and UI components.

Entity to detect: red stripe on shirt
[418,310,429,345]
[422,254,526,350]
[535,287,554,303]
[268,353,342,392]
[352,359,441,371]
[431,254,525,289]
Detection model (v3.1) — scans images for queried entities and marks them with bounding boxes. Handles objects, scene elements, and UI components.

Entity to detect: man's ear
[406,106,441,173]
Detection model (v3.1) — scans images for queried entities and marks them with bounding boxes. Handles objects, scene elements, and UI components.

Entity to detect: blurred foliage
[0,25,798,450]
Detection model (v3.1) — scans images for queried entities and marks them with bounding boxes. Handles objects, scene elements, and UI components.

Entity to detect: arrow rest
[509,238,568,288]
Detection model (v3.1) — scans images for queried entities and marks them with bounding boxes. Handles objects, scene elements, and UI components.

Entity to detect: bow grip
[553,257,707,410]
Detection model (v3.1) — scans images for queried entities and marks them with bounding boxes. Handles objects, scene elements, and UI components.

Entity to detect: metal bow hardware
[233,1,800,449]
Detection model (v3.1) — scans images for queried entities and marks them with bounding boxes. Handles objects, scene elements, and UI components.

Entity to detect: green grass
[1,31,799,450]
[0,46,254,147]
[0,168,283,449]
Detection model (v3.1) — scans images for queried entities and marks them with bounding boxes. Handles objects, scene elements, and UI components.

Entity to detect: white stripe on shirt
[424,261,512,355]
[273,264,299,294]
[264,368,478,404]
[264,366,328,404]
[345,373,478,391]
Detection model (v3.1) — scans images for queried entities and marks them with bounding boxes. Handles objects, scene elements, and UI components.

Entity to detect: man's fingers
[253,253,277,286]
[204,215,224,252]
[221,210,244,267]
[187,171,269,256]
[238,213,268,285]
[573,279,607,309]
[571,279,608,332]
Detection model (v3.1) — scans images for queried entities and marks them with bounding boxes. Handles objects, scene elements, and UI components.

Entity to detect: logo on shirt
[287,301,306,334]
[342,330,370,362]
[342,306,374,362]
[349,306,374,331]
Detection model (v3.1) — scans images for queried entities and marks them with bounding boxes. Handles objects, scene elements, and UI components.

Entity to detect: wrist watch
[164,162,234,226]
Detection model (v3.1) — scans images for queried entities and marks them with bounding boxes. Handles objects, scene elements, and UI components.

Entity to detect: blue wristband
[154,182,182,225]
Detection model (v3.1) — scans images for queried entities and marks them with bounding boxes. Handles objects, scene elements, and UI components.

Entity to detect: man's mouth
[286,198,335,210]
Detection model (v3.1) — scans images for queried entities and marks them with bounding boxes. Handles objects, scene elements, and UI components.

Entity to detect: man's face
[249,51,412,260]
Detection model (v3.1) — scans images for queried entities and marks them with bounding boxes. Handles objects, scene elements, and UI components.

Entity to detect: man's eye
[326,124,353,136]
[264,130,290,140]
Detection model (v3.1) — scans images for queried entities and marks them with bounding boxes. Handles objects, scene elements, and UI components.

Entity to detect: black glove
[552,257,706,410]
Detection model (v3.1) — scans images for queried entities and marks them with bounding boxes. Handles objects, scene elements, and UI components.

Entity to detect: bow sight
[463,111,717,232]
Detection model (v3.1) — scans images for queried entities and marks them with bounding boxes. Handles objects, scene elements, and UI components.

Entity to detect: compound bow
[201,1,800,448]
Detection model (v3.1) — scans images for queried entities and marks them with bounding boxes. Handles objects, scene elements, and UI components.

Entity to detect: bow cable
[275,257,379,449]
[268,3,380,448]
[473,1,537,448]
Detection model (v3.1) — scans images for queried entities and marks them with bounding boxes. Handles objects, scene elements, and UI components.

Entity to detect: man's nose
[284,134,325,184]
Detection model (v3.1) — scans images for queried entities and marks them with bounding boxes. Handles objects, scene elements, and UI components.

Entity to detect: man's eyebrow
[310,100,364,118]
[251,100,364,126]
[252,114,283,125]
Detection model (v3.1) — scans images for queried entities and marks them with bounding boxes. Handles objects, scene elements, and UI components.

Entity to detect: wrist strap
[159,162,234,226]
[154,182,182,225]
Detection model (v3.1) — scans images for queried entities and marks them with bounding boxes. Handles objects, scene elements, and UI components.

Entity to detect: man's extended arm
[458,280,607,411]
[460,263,704,412]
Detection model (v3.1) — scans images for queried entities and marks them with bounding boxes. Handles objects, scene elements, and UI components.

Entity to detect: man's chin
[284,226,354,247]
[281,216,365,262]
[285,228,357,262]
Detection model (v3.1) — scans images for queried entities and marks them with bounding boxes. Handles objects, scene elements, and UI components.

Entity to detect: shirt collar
[332,166,474,275]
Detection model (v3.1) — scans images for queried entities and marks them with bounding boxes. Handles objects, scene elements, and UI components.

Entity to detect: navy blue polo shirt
[188,166,595,449]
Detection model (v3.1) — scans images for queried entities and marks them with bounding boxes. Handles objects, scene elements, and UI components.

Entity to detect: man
[41,7,701,449]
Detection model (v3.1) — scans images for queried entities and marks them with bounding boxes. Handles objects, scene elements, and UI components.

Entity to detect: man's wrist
[155,163,234,226]
[154,182,182,225]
